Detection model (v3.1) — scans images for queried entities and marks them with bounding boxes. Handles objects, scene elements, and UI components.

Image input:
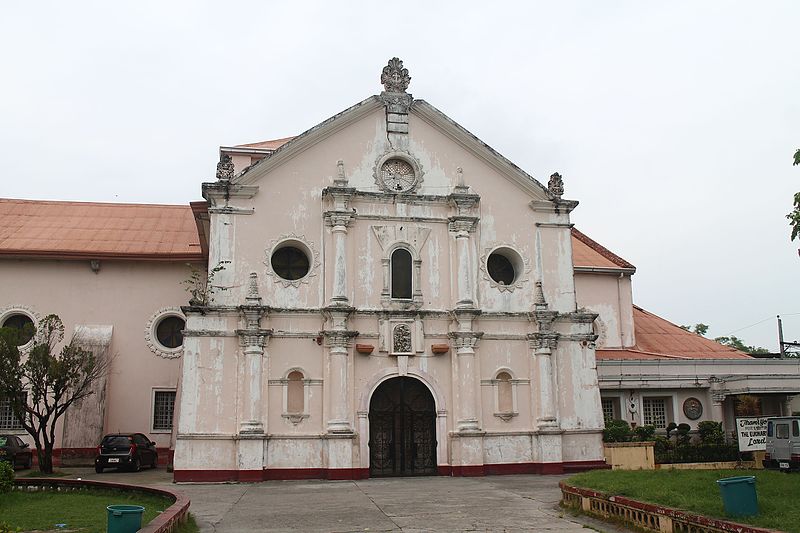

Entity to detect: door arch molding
[357,368,448,473]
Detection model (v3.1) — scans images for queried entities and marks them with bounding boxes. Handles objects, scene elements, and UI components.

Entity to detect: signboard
[736,417,768,451]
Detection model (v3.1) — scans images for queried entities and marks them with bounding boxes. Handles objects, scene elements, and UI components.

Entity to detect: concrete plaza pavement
[57,467,628,532]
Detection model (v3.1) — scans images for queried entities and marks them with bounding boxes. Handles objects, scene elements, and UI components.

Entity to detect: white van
[764,416,800,472]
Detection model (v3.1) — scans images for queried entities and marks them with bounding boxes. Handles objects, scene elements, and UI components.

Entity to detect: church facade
[174,59,605,481]
[5,59,793,482]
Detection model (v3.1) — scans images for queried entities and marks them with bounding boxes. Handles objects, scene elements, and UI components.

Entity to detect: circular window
[380,159,416,192]
[1,313,35,346]
[155,316,185,349]
[271,244,311,281]
[487,253,515,285]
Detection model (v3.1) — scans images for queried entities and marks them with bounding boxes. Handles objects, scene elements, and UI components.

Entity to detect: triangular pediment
[232,94,558,203]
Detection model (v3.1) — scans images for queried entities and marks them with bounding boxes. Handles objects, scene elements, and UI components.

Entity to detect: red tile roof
[0,199,203,261]
[571,228,635,270]
[597,306,751,360]
[234,137,295,151]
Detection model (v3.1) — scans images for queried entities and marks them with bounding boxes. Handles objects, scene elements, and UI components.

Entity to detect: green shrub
[633,425,656,442]
[676,423,692,446]
[0,522,22,533]
[0,461,14,493]
[602,419,632,442]
[697,420,725,445]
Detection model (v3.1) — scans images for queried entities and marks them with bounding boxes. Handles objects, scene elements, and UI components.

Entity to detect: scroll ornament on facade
[381,57,411,93]
[548,172,564,198]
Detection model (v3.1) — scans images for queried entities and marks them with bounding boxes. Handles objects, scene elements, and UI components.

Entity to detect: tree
[680,323,709,336]
[712,335,771,355]
[0,315,111,473]
[788,149,800,241]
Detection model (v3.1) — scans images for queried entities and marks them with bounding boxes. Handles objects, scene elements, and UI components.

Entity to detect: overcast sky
[2,1,798,350]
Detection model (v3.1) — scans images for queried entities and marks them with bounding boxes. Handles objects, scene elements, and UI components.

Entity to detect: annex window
[155,316,185,350]
[0,395,26,431]
[152,390,176,432]
[390,248,413,299]
[642,397,667,429]
[601,398,615,423]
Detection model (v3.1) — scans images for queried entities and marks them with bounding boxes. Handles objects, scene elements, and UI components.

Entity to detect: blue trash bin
[106,504,145,533]
[716,476,758,517]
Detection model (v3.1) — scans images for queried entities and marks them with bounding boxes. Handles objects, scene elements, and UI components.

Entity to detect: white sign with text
[736,417,768,451]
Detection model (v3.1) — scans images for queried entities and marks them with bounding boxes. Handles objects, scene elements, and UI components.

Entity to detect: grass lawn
[567,469,799,532]
[0,488,196,533]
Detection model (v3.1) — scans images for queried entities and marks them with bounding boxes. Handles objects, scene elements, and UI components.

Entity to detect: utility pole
[778,315,786,358]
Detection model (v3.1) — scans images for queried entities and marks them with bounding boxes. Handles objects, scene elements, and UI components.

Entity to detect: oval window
[1,313,35,346]
[271,246,311,281]
[156,316,185,349]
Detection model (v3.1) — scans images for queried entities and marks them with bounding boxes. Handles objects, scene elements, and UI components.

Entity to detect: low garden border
[13,478,190,533]
[560,481,781,533]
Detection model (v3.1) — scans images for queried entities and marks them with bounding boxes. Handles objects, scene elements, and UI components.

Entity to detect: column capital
[324,210,354,228]
[447,331,484,351]
[448,215,478,234]
[321,329,359,349]
[236,328,273,349]
[527,332,559,351]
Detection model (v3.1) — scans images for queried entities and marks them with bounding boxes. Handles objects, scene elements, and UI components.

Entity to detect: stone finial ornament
[246,272,261,304]
[548,172,564,198]
[534,281,547,309]
[216,153,235,181]
[381,57,411,93]
[334,160,348,187]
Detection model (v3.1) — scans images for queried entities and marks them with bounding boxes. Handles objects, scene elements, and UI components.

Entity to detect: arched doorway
[369,377,437,477]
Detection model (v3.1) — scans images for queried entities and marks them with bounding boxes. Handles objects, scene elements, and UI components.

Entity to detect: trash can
[716,476,758,517]
[106,505,145,533]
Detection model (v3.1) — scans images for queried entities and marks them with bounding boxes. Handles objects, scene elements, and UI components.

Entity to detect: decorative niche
[378,316,424,355]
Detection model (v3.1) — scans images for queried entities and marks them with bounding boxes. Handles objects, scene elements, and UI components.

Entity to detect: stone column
[708,377,726,428]
[238,273,270,434]
[324,309,356,434]
[449,316,483,433]
[455,228,473,308]
[528,331,559,429]
[331,217,349,305]
[448,186,479,310]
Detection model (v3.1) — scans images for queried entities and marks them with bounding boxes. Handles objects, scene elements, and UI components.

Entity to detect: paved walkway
[56,467,629,532]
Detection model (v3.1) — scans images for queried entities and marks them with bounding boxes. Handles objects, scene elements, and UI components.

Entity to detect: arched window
[391,248,412,299]
[287,371,304,414]
[497,372,513,414]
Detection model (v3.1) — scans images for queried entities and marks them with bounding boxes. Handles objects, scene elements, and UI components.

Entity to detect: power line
[723,313,800,336]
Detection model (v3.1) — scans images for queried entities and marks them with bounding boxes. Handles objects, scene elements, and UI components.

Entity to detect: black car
[95,433,158,473]
[0,434,33,469]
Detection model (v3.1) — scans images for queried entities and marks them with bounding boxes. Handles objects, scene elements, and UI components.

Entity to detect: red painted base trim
[173,460,608,482]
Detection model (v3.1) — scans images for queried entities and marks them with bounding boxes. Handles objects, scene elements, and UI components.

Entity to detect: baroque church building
[175,58,604,480]
[5,59,793,482]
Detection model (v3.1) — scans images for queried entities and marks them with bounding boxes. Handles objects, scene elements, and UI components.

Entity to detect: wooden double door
[368,377,437,477]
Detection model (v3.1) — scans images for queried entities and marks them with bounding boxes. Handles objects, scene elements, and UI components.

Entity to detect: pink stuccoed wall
[0,258,194,453]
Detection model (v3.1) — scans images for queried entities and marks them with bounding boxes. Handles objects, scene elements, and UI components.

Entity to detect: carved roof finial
[548,172,564,199]
[216,153,235,181]
[246,272,261,304]
[381,57,411,93]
